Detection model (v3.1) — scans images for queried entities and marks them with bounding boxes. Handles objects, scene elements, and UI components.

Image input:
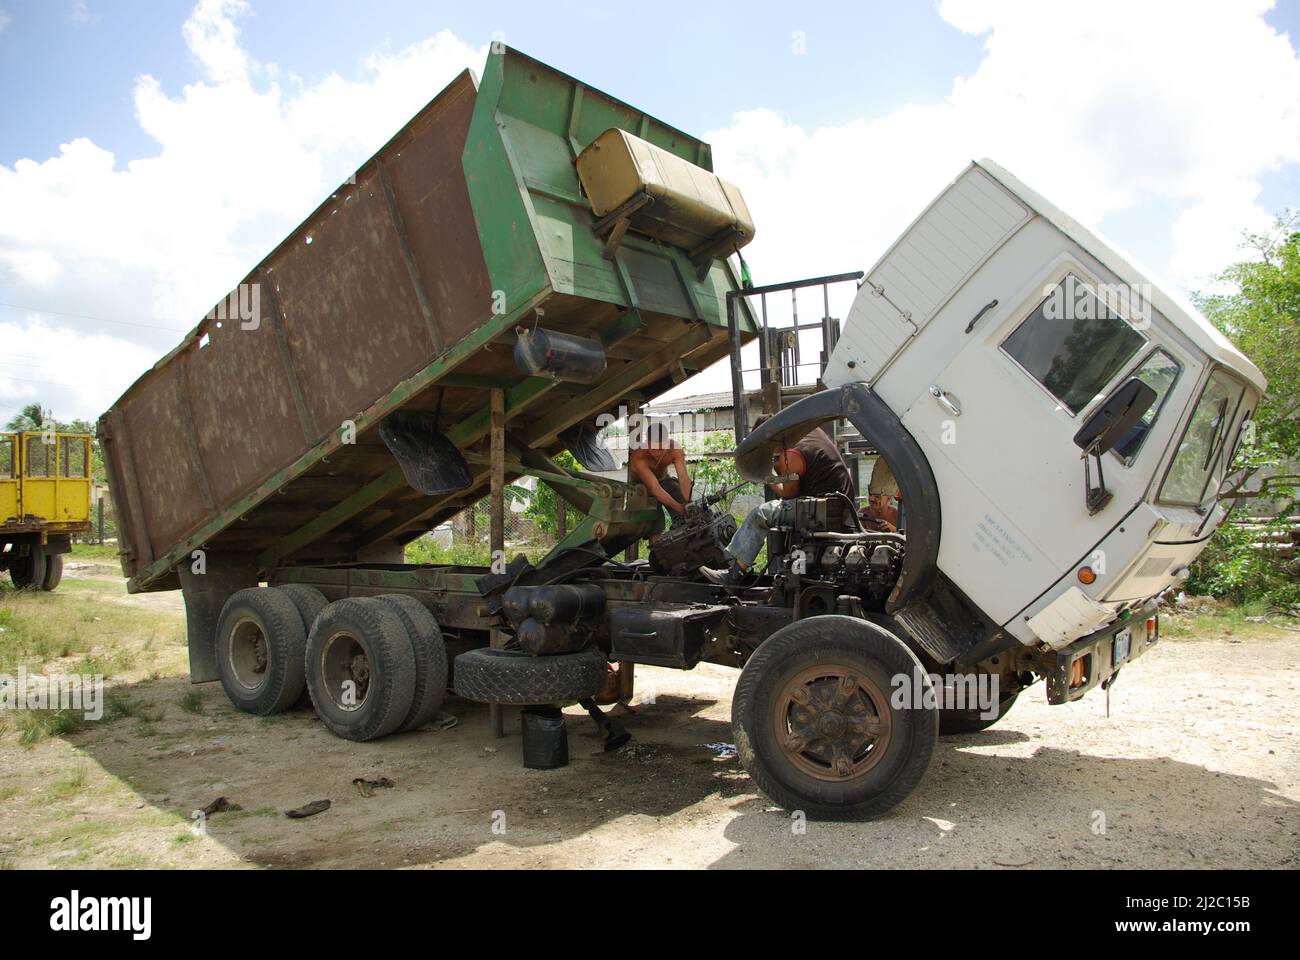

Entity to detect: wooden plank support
[489,386,506,740]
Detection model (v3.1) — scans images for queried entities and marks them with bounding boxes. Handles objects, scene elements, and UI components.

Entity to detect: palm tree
[5,403,48,432]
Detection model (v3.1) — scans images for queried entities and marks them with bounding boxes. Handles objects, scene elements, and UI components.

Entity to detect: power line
[0,301,190,333]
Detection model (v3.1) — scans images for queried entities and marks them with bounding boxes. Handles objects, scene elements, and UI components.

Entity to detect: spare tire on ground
[453,647,607,705]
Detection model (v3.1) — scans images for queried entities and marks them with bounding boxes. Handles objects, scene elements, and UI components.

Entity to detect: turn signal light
[1070,657,1088,688]
[1146,616,1158,644]
[1077,566,1097,585]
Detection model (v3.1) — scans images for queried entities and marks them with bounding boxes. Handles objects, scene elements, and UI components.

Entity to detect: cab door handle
[929,384,962,417]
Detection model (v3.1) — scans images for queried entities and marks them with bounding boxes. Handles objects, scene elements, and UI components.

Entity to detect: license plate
[1113,629,1132,664]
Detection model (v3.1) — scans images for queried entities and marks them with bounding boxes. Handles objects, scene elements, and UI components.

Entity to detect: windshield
[1158,368,1247,507]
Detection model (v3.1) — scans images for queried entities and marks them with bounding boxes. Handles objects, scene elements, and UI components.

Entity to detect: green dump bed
[99,47,756,593]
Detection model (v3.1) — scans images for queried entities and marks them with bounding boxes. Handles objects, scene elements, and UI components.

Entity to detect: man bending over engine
[628,420,693,544]
[700,419,853,586]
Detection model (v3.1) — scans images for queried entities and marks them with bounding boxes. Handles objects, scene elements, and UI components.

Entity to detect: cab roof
[976,158,1267,395]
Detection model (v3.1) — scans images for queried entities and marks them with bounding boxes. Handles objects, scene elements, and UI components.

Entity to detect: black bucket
[520,706,569,770]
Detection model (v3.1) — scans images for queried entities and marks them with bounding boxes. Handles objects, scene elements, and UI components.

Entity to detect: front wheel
[732,615,939,821]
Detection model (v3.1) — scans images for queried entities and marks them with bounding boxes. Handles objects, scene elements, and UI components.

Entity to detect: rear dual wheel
[303,595,447,742]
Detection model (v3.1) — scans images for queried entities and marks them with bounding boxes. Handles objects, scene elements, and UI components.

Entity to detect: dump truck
[1,431,93,590]
[100,46,1266,820]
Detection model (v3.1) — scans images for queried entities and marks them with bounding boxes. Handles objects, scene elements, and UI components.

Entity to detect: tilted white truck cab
[739,159,1265,712]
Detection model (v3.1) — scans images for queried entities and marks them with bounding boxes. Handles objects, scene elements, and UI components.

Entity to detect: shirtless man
[627,420,692,542]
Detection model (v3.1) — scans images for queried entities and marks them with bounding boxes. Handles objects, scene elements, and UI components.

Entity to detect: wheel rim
[773,664,892,782]
[320,629,370,712]
[228,616,270,691]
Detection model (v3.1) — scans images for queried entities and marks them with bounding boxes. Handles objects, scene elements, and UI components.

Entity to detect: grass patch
[179,690,205,714]
[0,576,184,678]
[48,764,89,800]
[70,543,122,561]
[1159,601,1297,639]
[17,709,87,747]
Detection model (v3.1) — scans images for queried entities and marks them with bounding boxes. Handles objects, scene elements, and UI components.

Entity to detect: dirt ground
[2,566,1298,870]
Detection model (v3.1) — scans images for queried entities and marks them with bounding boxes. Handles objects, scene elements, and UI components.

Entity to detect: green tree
[1188,212,1300,606]
[4,403,50,432]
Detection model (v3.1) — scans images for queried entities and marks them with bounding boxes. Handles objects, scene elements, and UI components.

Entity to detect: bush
[1184,518,1300,609]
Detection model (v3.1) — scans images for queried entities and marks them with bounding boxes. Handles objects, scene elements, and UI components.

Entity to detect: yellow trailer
[0,431,92,590]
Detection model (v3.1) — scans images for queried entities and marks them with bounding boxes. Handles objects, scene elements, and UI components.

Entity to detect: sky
[2,0,1299,426]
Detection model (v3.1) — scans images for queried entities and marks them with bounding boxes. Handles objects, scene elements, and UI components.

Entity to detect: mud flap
[378,411,473,495]
[559,424,617,471]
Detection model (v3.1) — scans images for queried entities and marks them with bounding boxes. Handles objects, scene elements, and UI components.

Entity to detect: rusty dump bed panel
[99,47,755,593]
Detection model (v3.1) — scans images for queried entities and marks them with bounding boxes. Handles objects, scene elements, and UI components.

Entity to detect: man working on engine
[628,419,693,543]
[700,417,853,586]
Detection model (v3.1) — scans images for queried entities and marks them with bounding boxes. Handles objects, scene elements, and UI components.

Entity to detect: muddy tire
[277,583,329,633]
[276,584,329,709]
[9,545,46,590]
[305,598,416,742]
[939,692,1019,736]
[370,594,447,732]
[453,647,606,705]
[40,553,63,591]
[732,615,938,821]
[214,587,309,715]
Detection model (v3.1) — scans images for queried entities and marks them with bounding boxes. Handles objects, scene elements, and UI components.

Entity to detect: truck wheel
[277,583,329,633]
[453,647,606,705]
[10,545,47,590]
[40,553,64,591]
[732,615,939,821]
[305,598,416,742]
[370,594,447,733]
[939,692,1019,736]
[215,587,309,715]
[276,584,329,708]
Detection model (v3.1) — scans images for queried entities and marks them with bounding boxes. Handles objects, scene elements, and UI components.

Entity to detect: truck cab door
[901,260,1196,627]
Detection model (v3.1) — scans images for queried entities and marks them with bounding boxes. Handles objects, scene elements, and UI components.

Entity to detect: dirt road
[2,572,1297,869]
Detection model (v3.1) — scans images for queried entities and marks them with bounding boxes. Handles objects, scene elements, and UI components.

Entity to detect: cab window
[1001,274,1146,415]
[0,436,14,480]
[1112,350,1181,463]
[1159,369,1247,507]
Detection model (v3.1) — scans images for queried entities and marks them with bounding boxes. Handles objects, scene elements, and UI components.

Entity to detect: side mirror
[1072,378,1157,515]
[1073,378,1157,455]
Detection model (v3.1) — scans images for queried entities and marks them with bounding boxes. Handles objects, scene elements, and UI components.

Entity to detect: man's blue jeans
[726,499,796,568]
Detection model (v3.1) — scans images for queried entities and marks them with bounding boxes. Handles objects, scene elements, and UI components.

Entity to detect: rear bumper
[1044,603,1159,704]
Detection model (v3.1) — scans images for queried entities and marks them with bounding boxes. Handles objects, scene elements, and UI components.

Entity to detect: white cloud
[0,317,157,421]
[706,0,1300,294]
[0,0,484,424]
